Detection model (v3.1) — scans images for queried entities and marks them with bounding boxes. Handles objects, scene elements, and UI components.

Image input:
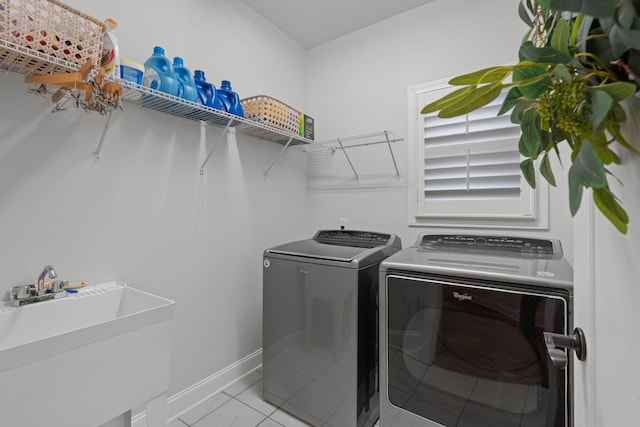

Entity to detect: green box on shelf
[299,114,314,140]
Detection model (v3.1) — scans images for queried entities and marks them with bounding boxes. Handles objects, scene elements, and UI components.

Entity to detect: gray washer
[263,230,402,427]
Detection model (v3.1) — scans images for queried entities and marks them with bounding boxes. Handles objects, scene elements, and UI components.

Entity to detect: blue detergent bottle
[217,80,244,117]
[143,46,178,96]
[172,57,199,103]
[193,70,223,110]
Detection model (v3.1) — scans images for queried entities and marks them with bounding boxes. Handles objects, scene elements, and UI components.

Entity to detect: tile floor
[168,368,380,427]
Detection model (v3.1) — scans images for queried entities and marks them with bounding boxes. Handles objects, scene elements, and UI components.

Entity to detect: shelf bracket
[200,118,234,175]
[264,137,294,179]
[337,138,359,181]
[384,130,400,178]
[93,110,113,161]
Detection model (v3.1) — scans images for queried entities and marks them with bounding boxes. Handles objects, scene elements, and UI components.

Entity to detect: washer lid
[266,230,398,263]
[266,239,367,262]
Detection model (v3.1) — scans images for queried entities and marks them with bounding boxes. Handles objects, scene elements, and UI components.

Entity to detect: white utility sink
[0,281,175,427]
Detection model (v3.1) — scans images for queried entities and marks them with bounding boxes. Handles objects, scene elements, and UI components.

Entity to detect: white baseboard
[132,349,262,427]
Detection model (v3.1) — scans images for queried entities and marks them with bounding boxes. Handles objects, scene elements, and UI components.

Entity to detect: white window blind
[408,80,547,229]
[423,92,521,201]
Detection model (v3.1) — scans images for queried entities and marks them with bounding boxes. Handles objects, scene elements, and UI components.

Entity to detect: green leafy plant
[422,0,640,233]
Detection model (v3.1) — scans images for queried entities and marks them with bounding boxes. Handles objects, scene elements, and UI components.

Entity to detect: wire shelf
[0,38,314,146]
[118,80,314,146]
[1,37,404,178]
[315,130,403,150]
[308,130,404,181]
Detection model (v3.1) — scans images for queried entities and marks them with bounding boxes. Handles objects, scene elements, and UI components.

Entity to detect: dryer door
[384,274,570,427]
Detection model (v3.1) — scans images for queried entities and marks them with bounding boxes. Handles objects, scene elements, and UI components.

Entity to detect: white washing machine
[379,234,577,427]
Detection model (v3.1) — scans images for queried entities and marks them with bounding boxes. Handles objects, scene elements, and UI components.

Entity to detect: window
[408,79,548,229]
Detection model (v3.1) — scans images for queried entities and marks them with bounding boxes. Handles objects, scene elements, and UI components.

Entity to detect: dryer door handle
[543,327,587,369]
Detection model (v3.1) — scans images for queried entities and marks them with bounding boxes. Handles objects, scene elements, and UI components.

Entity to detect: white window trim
[407,78,548,229]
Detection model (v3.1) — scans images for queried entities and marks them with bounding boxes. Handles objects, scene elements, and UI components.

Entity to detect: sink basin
[0,281,175,427]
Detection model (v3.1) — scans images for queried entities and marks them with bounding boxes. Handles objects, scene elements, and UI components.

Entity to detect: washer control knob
[474,237,487,246]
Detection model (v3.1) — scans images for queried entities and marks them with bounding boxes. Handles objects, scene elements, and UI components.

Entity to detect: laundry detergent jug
[143,46,178,96]
[217,80,244,117]
[173,57,199,103]
[193,70,223,110]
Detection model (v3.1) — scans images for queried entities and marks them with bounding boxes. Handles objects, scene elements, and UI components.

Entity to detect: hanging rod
[315,130,404,180]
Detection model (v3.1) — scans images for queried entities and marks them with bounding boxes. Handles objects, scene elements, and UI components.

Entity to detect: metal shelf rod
[384,130,400,177]
[337,138,359,181]
[264,137,294,179]
[200,119,234,175]
[94,110,113,161]
[317,130,398,144]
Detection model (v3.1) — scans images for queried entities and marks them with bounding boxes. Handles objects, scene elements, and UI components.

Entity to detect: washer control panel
[314,229,393,248]
[419,235,558,257]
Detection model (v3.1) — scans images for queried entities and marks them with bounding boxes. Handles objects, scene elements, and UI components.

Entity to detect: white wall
[305,0,574,262]
[1,0,582,416]
[0,0,309,398]
[571,102,640,425]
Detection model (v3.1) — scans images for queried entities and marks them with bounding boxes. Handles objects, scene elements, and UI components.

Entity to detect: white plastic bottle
[101,18,120,78]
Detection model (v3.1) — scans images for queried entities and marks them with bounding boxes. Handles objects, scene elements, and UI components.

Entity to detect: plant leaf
[540,128,553,151]
[589,89,614,133]
[568,139,607,189]
[512,66,553,98]
[518,0,534,27]
[540,152,557,186]
[420,86,473,115]
[570,12,584,45]
[606,147,621,165]
[552,63,573,82]
[498,87,523,116]
[607,121,640,154]
[602,17,640,59]
[602,19,629,58]
[615,27,640,51]
[519,45,573,64]
[538,0,616,19]
[617,0,636,30]
[590,82,637,102]
[583,124,621,165]
[586,24,618,63]
[610,102,628,124]
[568,175,584,216]
[519,109,543,157]
[438,83,503,118]
[589,132,622,165]
[593,188,629,234]
[520,159,536,188]
[449,67,513,85]
[511,100,533,124]
[551,18,572,58]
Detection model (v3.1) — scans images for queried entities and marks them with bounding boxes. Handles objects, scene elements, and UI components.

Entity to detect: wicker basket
[0,0,105,75]
[241,95,301,135]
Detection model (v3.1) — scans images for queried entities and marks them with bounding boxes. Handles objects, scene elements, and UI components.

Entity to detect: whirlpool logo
[453,291,472,301]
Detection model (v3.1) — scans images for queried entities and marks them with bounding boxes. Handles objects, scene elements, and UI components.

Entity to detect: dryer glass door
[386,274,570,427]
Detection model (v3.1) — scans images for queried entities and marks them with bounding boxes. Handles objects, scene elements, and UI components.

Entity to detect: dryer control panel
[419,234,559,258]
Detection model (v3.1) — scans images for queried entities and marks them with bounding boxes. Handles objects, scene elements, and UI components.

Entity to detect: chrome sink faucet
[10,264,67,307]
[37,264,57,296]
